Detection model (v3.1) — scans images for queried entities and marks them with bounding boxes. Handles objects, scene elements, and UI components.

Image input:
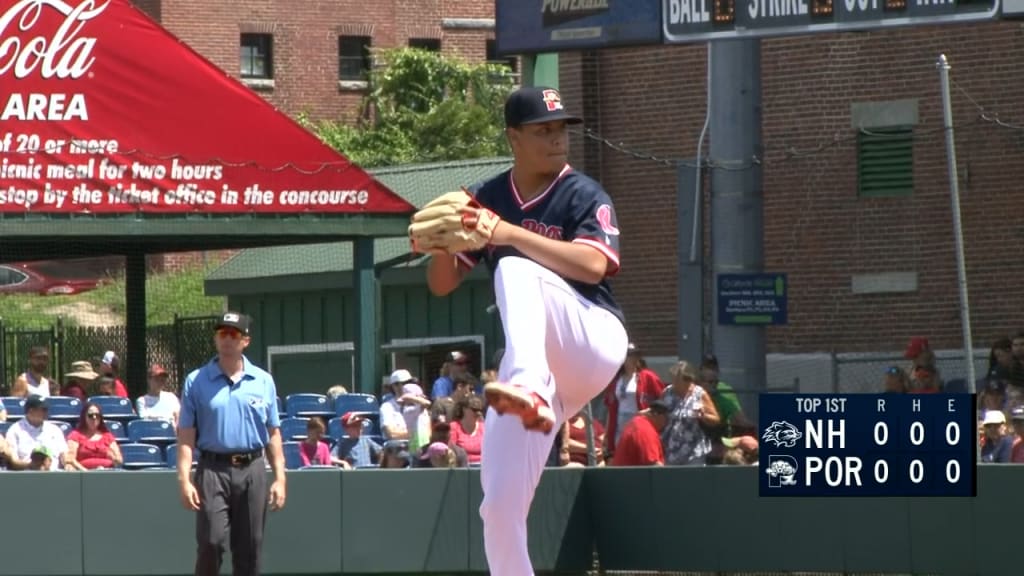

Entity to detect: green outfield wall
[0,465,1011,575]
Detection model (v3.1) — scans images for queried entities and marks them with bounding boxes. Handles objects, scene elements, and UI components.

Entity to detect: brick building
[134,0,510,123]
[559,22,1024,359]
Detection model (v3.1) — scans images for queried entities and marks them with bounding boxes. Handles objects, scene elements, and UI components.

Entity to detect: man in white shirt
[5,395,67,471]
[380,370,418,440]
[135,364,181,426]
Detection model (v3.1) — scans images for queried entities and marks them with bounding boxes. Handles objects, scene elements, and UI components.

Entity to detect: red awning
[0,0,415,215]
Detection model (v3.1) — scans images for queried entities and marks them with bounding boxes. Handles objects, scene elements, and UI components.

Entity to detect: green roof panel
[205,157,511,284]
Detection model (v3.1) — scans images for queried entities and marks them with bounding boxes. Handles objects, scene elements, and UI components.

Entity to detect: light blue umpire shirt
[179,355,281,454]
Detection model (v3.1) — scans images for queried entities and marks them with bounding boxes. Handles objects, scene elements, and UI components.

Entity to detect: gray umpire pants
[194,457,268,576]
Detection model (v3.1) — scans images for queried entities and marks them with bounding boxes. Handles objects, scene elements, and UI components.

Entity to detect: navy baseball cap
[504,86,582,128]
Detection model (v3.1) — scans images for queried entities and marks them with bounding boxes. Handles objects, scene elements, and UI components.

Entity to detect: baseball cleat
[484,382,555,434]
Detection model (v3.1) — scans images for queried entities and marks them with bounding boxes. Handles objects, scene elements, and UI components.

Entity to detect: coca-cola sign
[0,0,413,214]
[0,0,107,80]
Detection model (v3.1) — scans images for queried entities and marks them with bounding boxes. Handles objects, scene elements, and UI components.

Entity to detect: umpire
[177,311,287,576]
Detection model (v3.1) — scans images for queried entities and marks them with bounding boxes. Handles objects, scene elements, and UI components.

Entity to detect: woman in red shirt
[449,395,485,464]
[603,343,666,459]
[66,402,123,470]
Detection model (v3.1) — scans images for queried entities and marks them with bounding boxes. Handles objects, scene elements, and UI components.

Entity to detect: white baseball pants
[479,256,628,576]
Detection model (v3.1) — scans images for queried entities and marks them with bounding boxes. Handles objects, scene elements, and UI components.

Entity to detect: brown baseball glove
[408,189,501,255]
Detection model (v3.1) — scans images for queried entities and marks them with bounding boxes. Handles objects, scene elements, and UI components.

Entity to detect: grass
[0,266,225,328]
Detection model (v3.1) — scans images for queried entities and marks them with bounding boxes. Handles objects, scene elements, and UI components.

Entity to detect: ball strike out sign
[0,0,414,214]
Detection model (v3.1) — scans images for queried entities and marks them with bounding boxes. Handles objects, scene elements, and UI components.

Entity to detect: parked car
[0,259,118,295]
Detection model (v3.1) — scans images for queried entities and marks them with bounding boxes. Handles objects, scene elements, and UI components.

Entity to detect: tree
[302,47,517,168]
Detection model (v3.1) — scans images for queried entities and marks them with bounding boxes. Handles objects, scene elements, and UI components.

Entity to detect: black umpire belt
[200,449,264,467]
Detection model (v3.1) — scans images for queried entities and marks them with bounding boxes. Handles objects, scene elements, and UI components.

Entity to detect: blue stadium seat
[49,420,73,436]
[326,417,345,441]
[282,441,303,470]
[46,396,83,421]
[88,395,135,421]
[285,394,334,418]
[334,393,379,416]
[120,443,165,469]
[1,396,25,419]
[279,417,309,441]
[277,396,285,417]
[165,443,198,469]
[106,420,129,443]
[127,419,176,444]
[0,421,11,436]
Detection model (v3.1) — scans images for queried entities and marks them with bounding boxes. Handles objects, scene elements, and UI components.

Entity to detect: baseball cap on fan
[504,86,583,128]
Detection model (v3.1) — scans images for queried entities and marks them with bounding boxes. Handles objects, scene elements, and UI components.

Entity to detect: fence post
[55,316,64,384]
[173,314,182,387]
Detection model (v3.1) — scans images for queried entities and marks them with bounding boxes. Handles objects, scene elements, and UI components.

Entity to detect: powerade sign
[495,0,663,55]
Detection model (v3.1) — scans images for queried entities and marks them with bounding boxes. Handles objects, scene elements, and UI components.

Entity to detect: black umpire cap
[504,86,582,128]
[215,311,252,335]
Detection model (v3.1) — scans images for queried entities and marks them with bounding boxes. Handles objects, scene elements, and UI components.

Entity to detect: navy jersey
[455,165,625,326]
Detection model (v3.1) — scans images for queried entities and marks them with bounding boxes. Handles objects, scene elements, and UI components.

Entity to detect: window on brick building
[408,38,441,52]
[857,127,914,197]
[486,39,518,73]
[240,33,273,79]
[339,36,372,81]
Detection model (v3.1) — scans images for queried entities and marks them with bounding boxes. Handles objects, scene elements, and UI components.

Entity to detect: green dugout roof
[204,157,512,296]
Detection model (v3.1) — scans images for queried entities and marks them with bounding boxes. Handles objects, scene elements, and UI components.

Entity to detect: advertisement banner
[0,0,415,214]
[495,0,663,55]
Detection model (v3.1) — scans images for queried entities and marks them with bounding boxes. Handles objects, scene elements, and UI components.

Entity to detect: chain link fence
[0,314,218,395]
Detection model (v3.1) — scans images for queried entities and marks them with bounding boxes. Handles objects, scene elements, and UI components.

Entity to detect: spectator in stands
[420,442,457,468]
[883,366,911,393]
[299,417,332,467]
[325,385,347,400]
[4,395,67,471]
[380,440,412,468]
[903,336,931,369]
[662,360,720,466]
[979,379,1008,420]
[720,436,759,465]
[0,433,20,469]
[136,364,180,426]
[65,401,122,470]
[610,399,671,467]
[380,369,416,440]
[603,343,666,462]
[430,396,456,424]
[698,353,754,463]
[10,345,56,398]
[399,382,433,454]
[60,360,99,401]
[560,410,605,467]
[980,410,1012,463]
[29,446,53,471]
[1009,407,1024,462]
[413,422,468,467]
[331,412,382,469]
[987,338,1014,380]
[449,372,478,404]
[99,350,129,398]
[910,351,943,394]
[432,351,470,399]
[450,395,485,464]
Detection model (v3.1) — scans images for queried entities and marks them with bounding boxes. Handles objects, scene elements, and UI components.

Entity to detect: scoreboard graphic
[759,394,977,497]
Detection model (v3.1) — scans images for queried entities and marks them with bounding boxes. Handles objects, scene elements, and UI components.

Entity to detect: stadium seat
[120,443,165,469]
[46,396,83,421]
[279,417,309,441]
[0,421,11,436]
[277,396,285,417]
[165,443,198,469]
[88,395,135,421]
[127,419,176,444]
[285,393,334,418]
[1,396,25,419]
[49,420,73,436]
[106,420,129,443]
[334,393,379,416]
[282,441,303,470]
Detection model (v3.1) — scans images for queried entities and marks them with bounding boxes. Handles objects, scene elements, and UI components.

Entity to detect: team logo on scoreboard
[766,455,799,488]
[761,420,803,448]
